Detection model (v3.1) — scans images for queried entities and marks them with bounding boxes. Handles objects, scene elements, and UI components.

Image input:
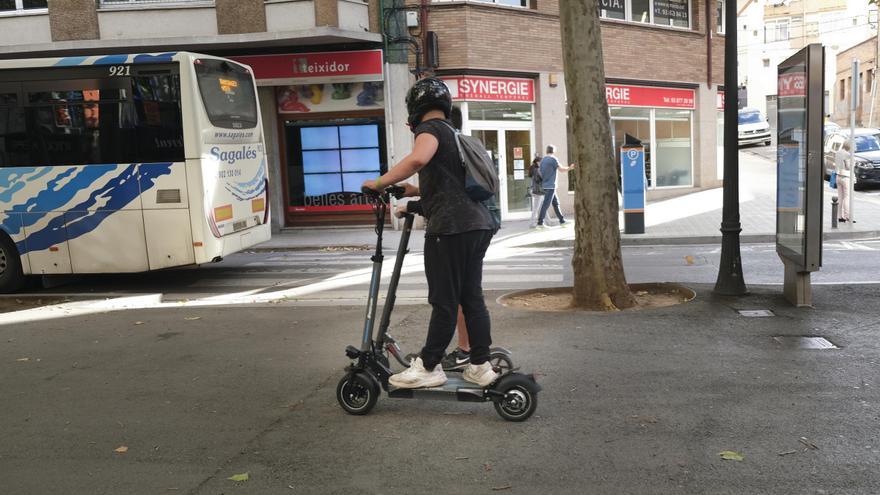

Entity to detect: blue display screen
[302,150,341,174]
[299,123,383,201]
[339,125,379,148]
[340,149,381,172]
[304,174,342,196]
[342,172,377,192]
[301,126,340,150]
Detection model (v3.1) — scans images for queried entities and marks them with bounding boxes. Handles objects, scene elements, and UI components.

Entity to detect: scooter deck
[387,375,488,402]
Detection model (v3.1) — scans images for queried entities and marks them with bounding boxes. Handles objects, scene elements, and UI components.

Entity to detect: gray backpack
[438,121,499,202]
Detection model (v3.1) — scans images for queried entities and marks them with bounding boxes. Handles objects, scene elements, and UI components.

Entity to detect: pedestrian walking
[536,144,575,228]
[528,154,543,228]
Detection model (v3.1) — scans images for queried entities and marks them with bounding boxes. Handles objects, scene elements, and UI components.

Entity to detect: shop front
[607,83,696,190]
[233,50,386,226]
[441,75,536,220]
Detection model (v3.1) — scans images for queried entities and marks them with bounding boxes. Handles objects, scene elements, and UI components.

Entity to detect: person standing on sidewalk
[527,154,543,228]
[835,140,855,223]
[536,145,575,228]
[361,78,498,388]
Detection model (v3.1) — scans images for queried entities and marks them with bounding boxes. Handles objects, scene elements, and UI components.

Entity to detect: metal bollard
[831,196,838,229]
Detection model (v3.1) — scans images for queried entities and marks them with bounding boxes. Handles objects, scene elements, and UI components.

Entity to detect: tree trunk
[560,0,636,311]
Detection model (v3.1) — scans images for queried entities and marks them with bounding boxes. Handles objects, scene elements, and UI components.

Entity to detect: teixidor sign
[606,84,695,109]
[442,76,535,103]
[230,50,384,85]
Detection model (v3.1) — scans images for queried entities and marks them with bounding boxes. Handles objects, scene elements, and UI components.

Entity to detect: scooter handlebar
[361,185,407,200]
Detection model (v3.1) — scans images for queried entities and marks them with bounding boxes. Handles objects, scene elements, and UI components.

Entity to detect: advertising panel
[605,84,695,109]
[442,76,535,103]
[775,44,824,272]
[231,50,384,86]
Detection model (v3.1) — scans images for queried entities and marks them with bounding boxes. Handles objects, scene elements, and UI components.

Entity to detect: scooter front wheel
[337,372,378,415]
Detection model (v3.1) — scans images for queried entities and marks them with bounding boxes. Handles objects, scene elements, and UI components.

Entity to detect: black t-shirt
[414,119,495,236]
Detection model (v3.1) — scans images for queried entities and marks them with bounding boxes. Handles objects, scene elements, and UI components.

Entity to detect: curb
[523,229,880,248]
[246,229,880,252]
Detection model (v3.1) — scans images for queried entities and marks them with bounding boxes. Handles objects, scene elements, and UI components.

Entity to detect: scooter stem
[376,213,414,346]
[361,202,387,352]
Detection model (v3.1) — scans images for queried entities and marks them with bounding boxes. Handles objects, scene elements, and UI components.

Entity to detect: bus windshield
[195,59,257,129]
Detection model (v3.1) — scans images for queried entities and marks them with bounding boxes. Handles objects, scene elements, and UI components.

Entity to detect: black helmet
[405,78,452,129]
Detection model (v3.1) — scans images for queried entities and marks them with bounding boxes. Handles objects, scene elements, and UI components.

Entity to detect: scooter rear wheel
[337,372,378,415]
[493,377,538,422]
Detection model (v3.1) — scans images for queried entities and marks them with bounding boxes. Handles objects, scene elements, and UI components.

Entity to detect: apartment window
[433,0,528,6]
[764,18,789,42]
[716,0,724,34]
[0,0,47,12]
[867,71,875,94]
[839,79,845,100]
[599,0,691,29]
[99,0,210,6]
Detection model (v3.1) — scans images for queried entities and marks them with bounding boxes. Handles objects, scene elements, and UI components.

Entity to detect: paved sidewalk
[253,151,880,251]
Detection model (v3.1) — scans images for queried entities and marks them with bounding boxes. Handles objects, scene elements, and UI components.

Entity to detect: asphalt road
[2,282,880,494]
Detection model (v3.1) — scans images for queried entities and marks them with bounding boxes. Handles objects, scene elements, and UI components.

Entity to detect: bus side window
[0,93,27,168]
[19,70,184,167]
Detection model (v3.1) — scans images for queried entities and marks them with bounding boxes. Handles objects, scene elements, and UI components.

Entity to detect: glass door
[471,129,504,213]
[505,130,531,213]
[470,125,534,219]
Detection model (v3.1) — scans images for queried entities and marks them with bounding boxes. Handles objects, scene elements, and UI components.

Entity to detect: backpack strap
[436,120,467,170]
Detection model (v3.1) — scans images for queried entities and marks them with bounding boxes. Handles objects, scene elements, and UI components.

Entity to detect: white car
[738,108,772,146]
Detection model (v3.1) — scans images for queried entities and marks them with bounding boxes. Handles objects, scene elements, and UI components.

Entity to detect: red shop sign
[778,72,806,97]
[231,50,384,84]
[606,84,695,109]
[442,76,535,103]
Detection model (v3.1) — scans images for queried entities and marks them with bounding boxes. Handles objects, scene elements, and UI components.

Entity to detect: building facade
[737,0,877,128]
[411,0,727,221]
[0,0,727,230]
[832,35,879,128]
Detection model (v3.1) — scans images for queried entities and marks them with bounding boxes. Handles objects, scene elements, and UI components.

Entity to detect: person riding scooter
[361,78,498,389]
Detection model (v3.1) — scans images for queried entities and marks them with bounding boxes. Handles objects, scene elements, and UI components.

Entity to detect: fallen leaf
[114,446,129,453]
[483,463,492,471]
[227,472,249,482]
[719,450,744,461]
[491,486,512,491]
[184,316,201,321]
[685,255,695,265]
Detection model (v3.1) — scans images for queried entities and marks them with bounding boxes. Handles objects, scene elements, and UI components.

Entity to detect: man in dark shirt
[361,78,498,389]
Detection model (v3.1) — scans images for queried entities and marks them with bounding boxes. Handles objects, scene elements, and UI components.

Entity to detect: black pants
[420,229,493,369]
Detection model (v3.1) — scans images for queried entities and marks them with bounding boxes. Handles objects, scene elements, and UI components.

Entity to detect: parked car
[823,128,880,189]
[738,108,772,146]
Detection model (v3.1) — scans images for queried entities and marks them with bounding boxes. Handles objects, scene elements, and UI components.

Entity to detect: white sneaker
[389,357,447,389]
[462,362,499,387]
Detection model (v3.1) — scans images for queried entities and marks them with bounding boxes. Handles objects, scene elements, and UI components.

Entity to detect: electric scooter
[336,186,541,422]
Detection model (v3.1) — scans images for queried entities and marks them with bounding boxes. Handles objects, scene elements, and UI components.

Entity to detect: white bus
[0,52,271,292]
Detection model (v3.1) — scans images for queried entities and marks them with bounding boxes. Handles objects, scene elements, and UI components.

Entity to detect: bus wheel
[0,234,24,294]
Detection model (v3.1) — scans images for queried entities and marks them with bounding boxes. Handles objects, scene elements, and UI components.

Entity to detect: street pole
[714,0,747,296]
[850,60,859,223]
